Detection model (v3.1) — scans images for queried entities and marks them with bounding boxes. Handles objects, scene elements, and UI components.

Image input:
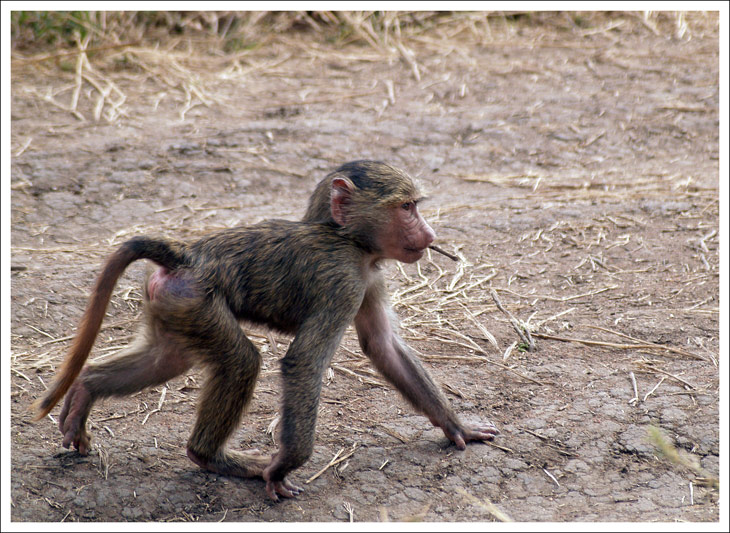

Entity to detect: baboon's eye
[401,202,413,211]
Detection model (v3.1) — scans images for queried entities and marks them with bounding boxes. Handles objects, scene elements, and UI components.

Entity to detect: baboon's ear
[330,177,354,226]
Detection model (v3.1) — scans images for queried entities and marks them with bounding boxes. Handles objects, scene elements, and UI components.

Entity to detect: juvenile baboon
[33,160,499,501]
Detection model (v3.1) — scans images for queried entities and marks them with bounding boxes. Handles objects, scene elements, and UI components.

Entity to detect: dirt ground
[7,12,722,524]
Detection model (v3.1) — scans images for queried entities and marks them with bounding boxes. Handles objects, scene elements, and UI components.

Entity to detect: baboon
[33,160,499,501]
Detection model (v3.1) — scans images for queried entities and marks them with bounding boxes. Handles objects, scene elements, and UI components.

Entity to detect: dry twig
[490,289,535,351]
[534,331,708,362]
[429,244,459,261]
[305,444,359,484]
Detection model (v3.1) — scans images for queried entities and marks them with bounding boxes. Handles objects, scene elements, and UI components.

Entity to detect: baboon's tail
[32,236,188,421]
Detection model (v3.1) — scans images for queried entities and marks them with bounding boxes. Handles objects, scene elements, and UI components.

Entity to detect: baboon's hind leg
[58,307,196,455]
[185,299,269,478]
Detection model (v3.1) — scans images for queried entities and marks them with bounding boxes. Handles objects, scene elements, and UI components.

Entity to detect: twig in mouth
[429,244,459,261]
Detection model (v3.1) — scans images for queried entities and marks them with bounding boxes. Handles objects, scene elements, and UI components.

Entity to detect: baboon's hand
[436,418,500,450]
[265,478,304,502]
[262,454,304,502]
[58,380,93,455]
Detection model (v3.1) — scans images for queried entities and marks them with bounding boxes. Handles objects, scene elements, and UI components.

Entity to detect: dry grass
[648,426,719,490]
[11,11,715,53]
[10,11,717,125]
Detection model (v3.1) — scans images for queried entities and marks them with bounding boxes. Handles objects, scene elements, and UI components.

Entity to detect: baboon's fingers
[73,431,92,456]
[266,478,303,501]
[442,420,500,450]
[58,381,93,455]
[461,422,500,445]
[475,422,500,436]
[61,421,92,455]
